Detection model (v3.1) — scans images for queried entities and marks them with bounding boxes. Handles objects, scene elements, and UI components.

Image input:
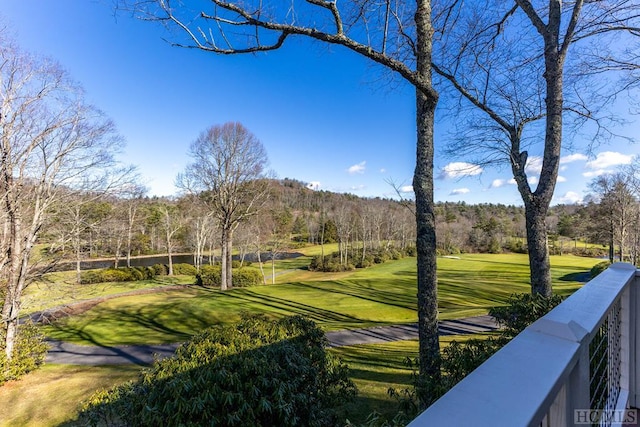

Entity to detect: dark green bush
[404,246,417,257]
[388,248,402,260]
[78,315,356,427]
[124,267,144,281]
[590,261,611,279]
[197,265,263,287]
[441,336,507,387]
[196,264,221,287]
[0,322,49,385]
[489,293,564,338]
[80,268,141,284]
[233,267,263,287]
[134,266,155,280]
[389,292,565,421]
[172,263,198,276]
[231,260,242,268]
[309,249,392,272]
[151,263,168,276]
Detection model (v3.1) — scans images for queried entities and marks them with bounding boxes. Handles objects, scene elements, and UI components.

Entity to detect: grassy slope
[43,253,598,346]
[4,252,600,426]
[0,364,141,427]
[0,335,490,426]
[22,273,193,315]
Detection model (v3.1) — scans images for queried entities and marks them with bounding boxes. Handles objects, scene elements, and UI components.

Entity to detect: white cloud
[583,170,608,178]
[557,175,567,183]
[586,151,634,170]
[450,188,470,195]
[525,156,543,175]
[306,181,321,191]
[491,179,507,188]
[350,185,366,191]
[491,178,516,188]
[528,176,538,185]
[556,191,583,204]
[561,153,588,164]
[439,162,483,179]
[379,168,386,173]
[400,185,414,193]
[347,161,366,175]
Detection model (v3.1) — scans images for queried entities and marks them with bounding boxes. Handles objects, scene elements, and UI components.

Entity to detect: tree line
[39,175,634,273]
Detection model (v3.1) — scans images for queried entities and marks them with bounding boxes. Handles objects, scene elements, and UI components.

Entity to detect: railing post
[618,277,632,411]
[567,345,591,426]
[631,269,640,408]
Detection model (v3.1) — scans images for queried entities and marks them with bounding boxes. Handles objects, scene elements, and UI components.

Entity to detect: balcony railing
[409,262,639,427]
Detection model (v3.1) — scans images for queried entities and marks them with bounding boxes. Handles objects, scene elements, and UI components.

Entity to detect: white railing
[409,262,639,427]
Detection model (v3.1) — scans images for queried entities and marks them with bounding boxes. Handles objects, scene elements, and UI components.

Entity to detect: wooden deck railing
[409,263,639,427]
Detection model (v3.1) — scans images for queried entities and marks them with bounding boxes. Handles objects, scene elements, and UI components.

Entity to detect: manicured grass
[21,273,195,315]
[331,333,497,423]
[0,364,142,427]
[0,336,480,427]
[42,253,600,346]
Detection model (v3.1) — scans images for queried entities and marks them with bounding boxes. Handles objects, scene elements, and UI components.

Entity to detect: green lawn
[22,272,193,315]
[42,253,599,346]
[0,364,142,427]
[0,336,483,426]
[3,252,601,426]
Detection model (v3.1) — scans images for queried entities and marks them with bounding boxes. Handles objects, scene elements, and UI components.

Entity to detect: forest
[39,176,629,271]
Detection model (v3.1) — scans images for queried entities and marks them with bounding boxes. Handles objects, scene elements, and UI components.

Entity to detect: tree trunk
[524,200,552,297]
[226,229,233,288]
[75,228,82,285]
[414,87,440,403]
[414,0,440,405]
[221,227,229,290]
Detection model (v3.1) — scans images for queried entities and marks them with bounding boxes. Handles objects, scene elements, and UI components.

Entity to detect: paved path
[45,315,499,365]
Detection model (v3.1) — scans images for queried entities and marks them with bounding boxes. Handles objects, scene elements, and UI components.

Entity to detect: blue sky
[3,1,639,205]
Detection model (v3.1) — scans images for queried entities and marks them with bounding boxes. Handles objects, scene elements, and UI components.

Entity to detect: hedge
[172,263,198,276]
[78,315,356,426]
[196,265,262,287]
[0,323,49,385]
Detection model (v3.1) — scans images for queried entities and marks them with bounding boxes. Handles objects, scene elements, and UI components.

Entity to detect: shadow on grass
[45,299,211,348]
[558,271,591,282]
[222,289,366,326]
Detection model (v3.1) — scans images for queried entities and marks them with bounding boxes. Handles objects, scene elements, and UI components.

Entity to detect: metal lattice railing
[408,263,638,427]
[589,298,622,426]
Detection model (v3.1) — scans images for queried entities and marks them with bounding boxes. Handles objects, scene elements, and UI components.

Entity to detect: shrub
[134,266,155,280]
[80,267,141,284]
[233,267,263,287]
[441,336,507,387]
[231,260,242,268]
[404,246,417,257]
[388,292,565,420]
[504,239,527,254]
[196,264,221,287]
[124,267,144,281]
[0,322,49,385]
[172,263,198,276]
[489,292,564,338]
[78,315,357,427]
[151,263,169,276]
[590,260,611,279]
[388,248,402,260]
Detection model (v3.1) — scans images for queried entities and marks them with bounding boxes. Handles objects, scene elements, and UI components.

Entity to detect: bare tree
[589,172,638,263]
[431,0,640,296]
[121,184,148,268]
[178,122,269,291]
[159,202,184,276]
[0,34,128,361]
[123,0,441,397]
